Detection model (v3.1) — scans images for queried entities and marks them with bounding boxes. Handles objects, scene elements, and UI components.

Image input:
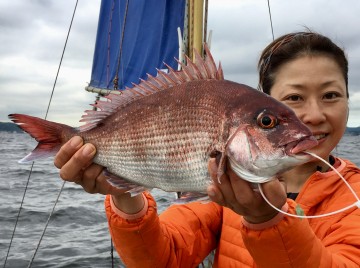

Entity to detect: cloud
[0,0,97,126]
[1,0,360,127]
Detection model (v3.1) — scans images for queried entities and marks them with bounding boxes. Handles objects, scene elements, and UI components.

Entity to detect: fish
[9,46,317,200]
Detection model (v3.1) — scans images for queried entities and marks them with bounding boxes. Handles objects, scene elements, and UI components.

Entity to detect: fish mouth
[285,135,318,155]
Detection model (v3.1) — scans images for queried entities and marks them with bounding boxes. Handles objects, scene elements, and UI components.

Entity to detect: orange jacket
[105,158,360,267]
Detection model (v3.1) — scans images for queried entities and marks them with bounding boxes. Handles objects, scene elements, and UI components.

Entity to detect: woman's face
[270,55,348,161]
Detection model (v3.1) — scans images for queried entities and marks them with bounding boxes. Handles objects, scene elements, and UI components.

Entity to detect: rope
[114,0,130,90]
[203,0,208,51]
[266,0,275,40]
[107,0,116,89]
[3,1,78,267]
[189,0,194,59]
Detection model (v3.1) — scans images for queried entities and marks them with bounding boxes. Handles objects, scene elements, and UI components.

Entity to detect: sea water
[0,132,359,267]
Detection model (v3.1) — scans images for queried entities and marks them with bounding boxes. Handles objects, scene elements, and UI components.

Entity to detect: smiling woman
[258,32,350,190]
[270,56,348,162]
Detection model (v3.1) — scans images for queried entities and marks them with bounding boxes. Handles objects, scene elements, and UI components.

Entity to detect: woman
[55,31,360,267]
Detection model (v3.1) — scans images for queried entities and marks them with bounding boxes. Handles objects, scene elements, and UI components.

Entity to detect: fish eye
[257,112,277,129]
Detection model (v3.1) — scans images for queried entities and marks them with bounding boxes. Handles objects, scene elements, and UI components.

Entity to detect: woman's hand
[54,136,145,214]
[207,158,287,224]
[54,136,123,195]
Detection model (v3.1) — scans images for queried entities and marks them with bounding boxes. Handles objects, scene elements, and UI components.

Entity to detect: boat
[4,0,212,267]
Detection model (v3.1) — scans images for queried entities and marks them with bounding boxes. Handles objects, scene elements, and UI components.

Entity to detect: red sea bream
[9,47,317,198]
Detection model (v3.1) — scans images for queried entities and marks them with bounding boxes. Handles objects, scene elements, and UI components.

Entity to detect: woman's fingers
[60,144,96,183]
[54,136,96,183]
[208,159,246,211]
[79,163,105,193]
[54,136,84,169]
[259,179,287,210]
[207,157,287,223]
[53,136,128,196]
[207,159,226,205]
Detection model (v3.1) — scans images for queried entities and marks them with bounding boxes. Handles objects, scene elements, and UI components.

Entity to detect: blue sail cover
[89,0,186,90]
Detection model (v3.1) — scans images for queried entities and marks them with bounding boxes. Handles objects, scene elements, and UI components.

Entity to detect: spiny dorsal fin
[79,44,223,132]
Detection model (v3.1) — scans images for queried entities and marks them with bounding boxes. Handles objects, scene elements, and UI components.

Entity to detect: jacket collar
[296,157,347,213]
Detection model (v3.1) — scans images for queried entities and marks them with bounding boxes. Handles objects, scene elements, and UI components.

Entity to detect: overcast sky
[1,0,360,127]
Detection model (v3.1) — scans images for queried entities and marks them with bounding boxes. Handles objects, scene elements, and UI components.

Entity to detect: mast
[188,0,206,60]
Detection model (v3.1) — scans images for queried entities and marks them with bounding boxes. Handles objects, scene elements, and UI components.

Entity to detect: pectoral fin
[103,169,151,196]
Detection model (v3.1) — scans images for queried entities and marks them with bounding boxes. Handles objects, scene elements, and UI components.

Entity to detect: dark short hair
[258,31,349,98]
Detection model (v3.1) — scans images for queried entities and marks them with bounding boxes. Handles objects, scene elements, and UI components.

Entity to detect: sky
[1,0,360,127]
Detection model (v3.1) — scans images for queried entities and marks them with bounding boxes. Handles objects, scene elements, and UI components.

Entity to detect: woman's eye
[286,95,302,101]
[323,92,339,100]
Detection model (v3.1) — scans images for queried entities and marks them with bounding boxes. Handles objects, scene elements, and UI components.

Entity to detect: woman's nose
[298,100,326,125]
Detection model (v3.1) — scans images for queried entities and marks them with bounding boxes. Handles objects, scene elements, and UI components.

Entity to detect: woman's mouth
[313,133,328,141]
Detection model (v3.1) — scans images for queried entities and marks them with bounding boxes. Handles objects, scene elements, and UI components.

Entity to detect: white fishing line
[258,151,360,219]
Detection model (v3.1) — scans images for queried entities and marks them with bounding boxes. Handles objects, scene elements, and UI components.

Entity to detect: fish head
[225,93,318,183]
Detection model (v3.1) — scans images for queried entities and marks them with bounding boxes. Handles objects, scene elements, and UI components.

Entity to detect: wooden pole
[188,0,204,60]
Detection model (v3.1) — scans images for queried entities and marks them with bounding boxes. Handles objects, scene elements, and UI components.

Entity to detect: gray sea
[0,131,359,267]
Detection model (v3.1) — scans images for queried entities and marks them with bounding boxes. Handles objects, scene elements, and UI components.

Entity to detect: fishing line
[258,152,360,219]
[3,1,79,267]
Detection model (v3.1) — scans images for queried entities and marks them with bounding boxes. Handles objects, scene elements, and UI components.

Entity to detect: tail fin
[8,114,77,163]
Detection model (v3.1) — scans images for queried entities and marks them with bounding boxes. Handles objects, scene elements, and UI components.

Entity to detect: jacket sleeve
[240,199,360,267]
[105,192,222,268]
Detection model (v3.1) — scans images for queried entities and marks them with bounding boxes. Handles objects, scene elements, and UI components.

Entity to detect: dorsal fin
[79,44,224,132]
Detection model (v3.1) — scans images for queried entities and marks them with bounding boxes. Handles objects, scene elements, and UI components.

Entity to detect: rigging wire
[3,164,34,268]
[27,1,79,265]
[114,0,130,90]
[3,1,79,267]
[107,0,116,89]
[43,0,78,121]
[27,181,66,267]
[110,238,115,268]
[203,0,209,52]
[267,0,275,41]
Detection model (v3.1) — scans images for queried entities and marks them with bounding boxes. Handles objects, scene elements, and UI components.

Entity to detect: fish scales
[9,46,318,196]
[81,80,234,192]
